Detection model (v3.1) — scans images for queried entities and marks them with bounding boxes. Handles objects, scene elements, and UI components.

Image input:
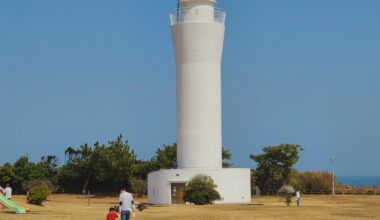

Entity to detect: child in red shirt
[106,207,119,220]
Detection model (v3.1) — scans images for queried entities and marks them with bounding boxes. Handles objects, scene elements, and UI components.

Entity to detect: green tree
[57,135,137,193]
[183,175,221,205]
[222,148,232,168]
[149,144,232,171]
[0,163,16,186]
[131,143,177,181]
[134,160,155,180]
[92,136,137,191]
[38,155,59,180]
[250,144,302,194]
[60,143,94,193]
[5,155,57,193]
[12,156,32,191]
[150,143,177,169]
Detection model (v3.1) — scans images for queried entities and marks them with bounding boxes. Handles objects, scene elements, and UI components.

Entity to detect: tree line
[0,134,333,195]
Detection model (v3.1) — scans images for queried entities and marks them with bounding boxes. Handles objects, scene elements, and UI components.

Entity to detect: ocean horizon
[336,176,380,187]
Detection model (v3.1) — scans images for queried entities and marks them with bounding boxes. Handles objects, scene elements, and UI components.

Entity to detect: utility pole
[331,156,335,196]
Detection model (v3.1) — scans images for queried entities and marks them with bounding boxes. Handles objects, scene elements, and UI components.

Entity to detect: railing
[170,7,226,25]
[334,187,380,195]
[255,187,380,196]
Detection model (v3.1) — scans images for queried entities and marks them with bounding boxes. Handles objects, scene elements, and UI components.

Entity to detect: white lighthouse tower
[147,0,251,204]
[174,0,223,169]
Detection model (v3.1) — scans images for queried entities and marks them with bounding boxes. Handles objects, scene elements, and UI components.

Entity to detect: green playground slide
[0,194,26,214]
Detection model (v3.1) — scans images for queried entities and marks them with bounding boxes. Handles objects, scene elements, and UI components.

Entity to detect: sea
[336,176,380,187]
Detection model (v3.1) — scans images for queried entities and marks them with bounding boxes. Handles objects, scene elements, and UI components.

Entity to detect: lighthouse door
[171,183,186,204]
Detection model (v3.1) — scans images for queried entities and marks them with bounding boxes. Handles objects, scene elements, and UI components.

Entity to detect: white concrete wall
[181,2,215,23]
[172,23,225,169]
[148,168,251,205]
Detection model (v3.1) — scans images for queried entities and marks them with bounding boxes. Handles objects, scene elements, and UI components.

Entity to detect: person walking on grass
[296,190,301,207]
[106,207,119,220]
[119,187,135,220]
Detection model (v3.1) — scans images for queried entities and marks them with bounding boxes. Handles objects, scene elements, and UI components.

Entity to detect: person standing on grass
[296,190,301,207]
[119,187,135,220]
[4,184,12,200]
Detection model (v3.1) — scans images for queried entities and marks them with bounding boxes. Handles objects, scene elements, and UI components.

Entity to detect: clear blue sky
[1,0,379,176]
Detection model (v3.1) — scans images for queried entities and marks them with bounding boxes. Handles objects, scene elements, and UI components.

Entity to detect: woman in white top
[4,184,12,200]
[296,191,301,206]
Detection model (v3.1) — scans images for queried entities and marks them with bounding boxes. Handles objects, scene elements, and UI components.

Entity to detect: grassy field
[1,194,379,220]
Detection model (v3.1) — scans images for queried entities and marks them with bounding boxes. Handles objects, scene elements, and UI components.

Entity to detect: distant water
[336,176,380,187]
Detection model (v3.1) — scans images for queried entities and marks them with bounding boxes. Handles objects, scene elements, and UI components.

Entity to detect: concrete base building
[148,168,251,204]
[147,0,251,204]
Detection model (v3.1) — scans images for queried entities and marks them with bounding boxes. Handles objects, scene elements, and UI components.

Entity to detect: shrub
[183,175,221,205]
[278,185,295,206]
[129,177,147,197]
[289,171,332,193]
[27,182,52,205]
[367,190,375,195]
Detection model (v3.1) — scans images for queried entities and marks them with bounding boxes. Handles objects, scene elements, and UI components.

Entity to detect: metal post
[331,156,335,196]
[177,0,180,23]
